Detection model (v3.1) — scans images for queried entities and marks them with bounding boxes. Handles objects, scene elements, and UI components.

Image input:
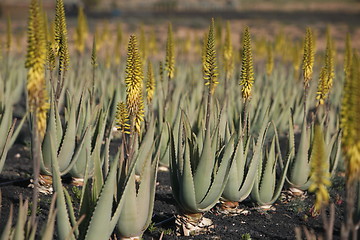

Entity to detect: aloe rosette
[169,112,233,213]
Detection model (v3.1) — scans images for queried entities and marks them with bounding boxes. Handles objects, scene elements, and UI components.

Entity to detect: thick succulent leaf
[288,118,311,189]
[288,110,295,159]
[42,98,58,173]
[91,140,104,200]
[168,123,181,204]
[251,149,292,206]
[0,205,13,240]
[0,105,12,151]
[64,188,79,237]
[116,172,139,237]
[69,127,92,178]
[13,199,28,240]
[84,159,119,240]
[40,194,57,240]
[223,120,269,202]
[179,138,197,213]
[9,112,28,148]
[194,126,215,203]
[143,155,160,229]
[198,135,235,210]
[0,120,15,173]
[258,138,277,203]
[159,123,170,166]
[135,120,155,174]
[58,98,77,171]
[51,135,75,240]
[117,141,158,237]
[222,138,246,201]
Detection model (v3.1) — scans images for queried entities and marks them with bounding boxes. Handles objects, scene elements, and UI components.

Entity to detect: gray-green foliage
[222,114,269,202]
[169,111,233,213]
[0,194,57,240]
[116,122,159,238]
[250,123,292,206]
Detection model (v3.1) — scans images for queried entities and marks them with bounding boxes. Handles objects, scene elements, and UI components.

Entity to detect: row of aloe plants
[0,0,359,239]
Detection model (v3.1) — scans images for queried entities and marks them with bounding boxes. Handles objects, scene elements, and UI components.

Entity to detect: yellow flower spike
[125,35,144,134]
[146,61,155,104]
[239,26,254,101]
[116,101,130,135]
[54,0,69,72]
[26,0,49,138]
[316,29,334,106]
[203,18,218,96]
[341,53,360,183]
[46,41,56,71]
[309,124,331,212]
[223,21,234,80]
[302,27,315,87]
[165,22,175,80]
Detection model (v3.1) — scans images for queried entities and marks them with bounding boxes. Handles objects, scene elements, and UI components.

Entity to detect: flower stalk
[203,18,218,130]
[54,0,69,102]
[239,26,254,136]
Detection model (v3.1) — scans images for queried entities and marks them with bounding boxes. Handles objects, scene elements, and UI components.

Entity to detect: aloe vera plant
[69,95,110,179]
[169,112,233,214]
[51,134,138,240]
[0,104,26,173]
[286,112,341,190]
[0,194,57,240]
[250,123,292,206]
[40,92,87,176]
[222,115,269,202]
[116,122,159,238]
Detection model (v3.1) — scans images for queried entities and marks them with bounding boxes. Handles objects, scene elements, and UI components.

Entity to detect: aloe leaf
[269,149,292,204]
[0,120,15,173]
[289,117,311,189]
[13,198,27,240]
[64,188,79,237]
[84,159,118,240]
[58,98,77,171]
[168,123,180,204]
[116,172,142,237]
[159,127,170,166]
[0,205,13,240]
[0,106,12,151]
[135,120,155,174]
[179,138,197,213]
[51,135,75,240]
[92,140,103,199]
[9,112,28,147]
[198,135,235,210]
[116,139,157,238]
[193,125,215,202]
[222,138,245,201]
[329,130,341,176]
[41,194,57,240]
[258,137,277,203]
[69,127,92,178]
[42,97,58,173]
[237,120,269,201]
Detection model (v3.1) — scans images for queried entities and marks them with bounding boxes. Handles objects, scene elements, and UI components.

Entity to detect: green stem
[205,91,212,132]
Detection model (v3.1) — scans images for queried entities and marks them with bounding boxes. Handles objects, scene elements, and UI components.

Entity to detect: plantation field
[0,1,360,239]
